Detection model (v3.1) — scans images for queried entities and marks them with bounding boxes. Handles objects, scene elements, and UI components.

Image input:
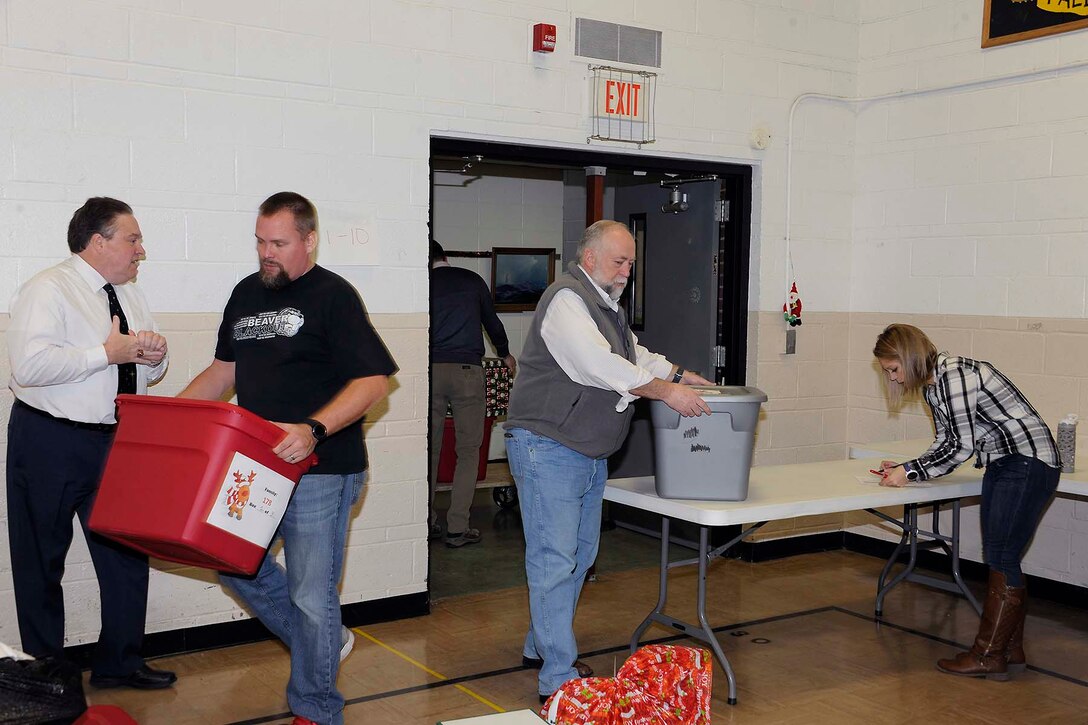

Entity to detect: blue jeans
[221,472,364,725]
[505,428,607,696]
[980,454,1059,587]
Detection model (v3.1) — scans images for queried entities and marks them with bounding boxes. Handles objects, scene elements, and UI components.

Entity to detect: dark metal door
[613,179,720,377]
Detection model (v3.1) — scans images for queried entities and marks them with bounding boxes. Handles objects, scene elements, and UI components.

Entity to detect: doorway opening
[427,136,754,599]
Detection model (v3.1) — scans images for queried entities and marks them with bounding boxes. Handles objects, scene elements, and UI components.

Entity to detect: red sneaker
[291,718,318,725]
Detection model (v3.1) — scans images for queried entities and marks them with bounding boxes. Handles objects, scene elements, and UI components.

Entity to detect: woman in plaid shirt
[873,324,1061,681]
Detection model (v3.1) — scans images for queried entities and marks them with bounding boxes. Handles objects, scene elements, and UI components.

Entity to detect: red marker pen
[869,469,887,477]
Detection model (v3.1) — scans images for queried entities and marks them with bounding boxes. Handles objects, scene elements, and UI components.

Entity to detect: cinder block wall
[844,3,1088,585]
[744,3,1088,582]
[844,316,1088,586]
[8,0,1088,648]
[0,0,860,648]
[0,311,430,639]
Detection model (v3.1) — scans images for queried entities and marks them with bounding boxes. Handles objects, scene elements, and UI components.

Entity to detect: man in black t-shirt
[179,192,395,725]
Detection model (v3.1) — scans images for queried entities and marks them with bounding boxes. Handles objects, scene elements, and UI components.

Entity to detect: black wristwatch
[302,418,327,442]
[902,463,919,482]
[671,367,685,384]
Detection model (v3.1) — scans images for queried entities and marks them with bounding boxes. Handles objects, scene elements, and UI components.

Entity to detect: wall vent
[575,18,662,68]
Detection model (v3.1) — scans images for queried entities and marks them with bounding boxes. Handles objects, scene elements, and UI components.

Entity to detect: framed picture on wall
[490,247,556,312]
[622,213,646,330]
[983,0,1088,48]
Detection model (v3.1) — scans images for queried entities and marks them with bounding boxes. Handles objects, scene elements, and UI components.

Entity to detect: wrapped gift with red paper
[540,645,712,724]
[482,356,512,418]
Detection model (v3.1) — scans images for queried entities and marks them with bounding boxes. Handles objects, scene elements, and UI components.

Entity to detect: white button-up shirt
[540,265,672,412]
[8,254,166,424]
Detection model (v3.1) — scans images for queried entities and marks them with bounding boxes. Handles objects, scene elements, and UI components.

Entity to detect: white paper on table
[854,473,933,488]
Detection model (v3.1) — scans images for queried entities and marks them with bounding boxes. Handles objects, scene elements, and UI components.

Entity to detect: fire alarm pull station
[533,23,556,53]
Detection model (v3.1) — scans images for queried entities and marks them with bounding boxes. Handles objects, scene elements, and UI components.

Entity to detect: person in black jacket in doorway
[429,240,516,547]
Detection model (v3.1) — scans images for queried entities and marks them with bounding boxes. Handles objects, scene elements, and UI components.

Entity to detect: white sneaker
[339,626,354,663]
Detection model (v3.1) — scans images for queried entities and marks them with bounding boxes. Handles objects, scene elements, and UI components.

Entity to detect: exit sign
[589,65,656,147]
[596,78,646,122]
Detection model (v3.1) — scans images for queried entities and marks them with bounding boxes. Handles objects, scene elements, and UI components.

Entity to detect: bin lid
[114,394,318,469]
[688,385,767,403]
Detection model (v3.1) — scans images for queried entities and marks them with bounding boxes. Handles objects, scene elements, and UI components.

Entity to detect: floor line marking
[227,605,1088,724]
[354,628,507,713]
[831,606,1088,688]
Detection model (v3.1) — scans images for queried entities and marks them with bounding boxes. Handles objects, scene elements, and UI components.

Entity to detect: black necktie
[104,283,137,395]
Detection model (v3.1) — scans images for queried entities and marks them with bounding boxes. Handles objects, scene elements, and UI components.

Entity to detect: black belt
[14,399,117,433]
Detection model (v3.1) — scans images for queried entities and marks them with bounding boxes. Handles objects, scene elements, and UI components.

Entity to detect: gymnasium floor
[85,495,1088,724]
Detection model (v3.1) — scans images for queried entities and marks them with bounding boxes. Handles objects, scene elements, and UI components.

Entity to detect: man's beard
[601,280,625,301]
[259,263,290,290]
[588,268,626,301]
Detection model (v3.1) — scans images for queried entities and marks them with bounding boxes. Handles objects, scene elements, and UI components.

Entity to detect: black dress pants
[6,403,148,677]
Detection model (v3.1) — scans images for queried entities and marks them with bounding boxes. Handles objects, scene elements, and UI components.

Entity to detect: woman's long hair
[872,324,938,405]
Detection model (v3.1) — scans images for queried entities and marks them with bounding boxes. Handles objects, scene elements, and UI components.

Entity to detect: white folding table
[850,439,1088,608]
[604,456,986,705]
[851,438,1088,498]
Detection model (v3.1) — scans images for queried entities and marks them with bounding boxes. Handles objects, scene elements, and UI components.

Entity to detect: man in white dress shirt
[504,220,712,701]
[6,197,175,689]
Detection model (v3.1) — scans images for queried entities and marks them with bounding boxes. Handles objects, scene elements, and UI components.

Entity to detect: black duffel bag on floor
[0,656,87,725]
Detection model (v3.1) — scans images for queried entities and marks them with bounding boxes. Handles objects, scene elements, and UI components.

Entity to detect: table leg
[627,517,754,706]
[875,504,911,609]
[697,526,738,705]
[949,499,982,615]
[871,500,981,617]
[875,504,919,617]
[629,517,671,653]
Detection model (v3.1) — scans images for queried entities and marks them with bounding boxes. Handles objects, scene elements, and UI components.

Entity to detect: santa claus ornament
[782,281,802,327]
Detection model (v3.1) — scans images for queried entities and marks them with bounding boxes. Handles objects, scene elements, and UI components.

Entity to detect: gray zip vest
[505,263,638,459]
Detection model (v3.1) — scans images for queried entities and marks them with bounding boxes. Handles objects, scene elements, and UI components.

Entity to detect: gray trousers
[429,363,486,534]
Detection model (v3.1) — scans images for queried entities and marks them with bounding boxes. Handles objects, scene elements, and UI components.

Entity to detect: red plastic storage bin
[88,395,316,575]
[436,415,493,483]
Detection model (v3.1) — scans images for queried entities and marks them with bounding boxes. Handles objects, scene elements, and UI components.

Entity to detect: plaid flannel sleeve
[910,366,978,480]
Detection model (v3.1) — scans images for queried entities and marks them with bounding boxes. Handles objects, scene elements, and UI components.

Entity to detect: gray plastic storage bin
[650,385,767,501]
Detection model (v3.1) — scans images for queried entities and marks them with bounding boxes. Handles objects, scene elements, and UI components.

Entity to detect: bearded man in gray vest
[504,219,713,702]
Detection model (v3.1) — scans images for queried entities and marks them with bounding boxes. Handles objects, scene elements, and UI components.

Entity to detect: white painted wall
[852,0,1088,317]
[846,2,1088,587]
[6,0,1087,649]
[0,1,861,648]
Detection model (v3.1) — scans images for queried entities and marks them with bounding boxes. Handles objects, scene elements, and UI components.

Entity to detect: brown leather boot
[1005,592,1027,675]
[937,570,1025,680]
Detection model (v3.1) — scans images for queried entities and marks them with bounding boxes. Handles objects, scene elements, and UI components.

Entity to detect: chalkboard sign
[984,0,1088,48]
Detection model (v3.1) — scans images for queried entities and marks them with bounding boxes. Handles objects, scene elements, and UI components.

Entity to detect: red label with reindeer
[206,451,294,547]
